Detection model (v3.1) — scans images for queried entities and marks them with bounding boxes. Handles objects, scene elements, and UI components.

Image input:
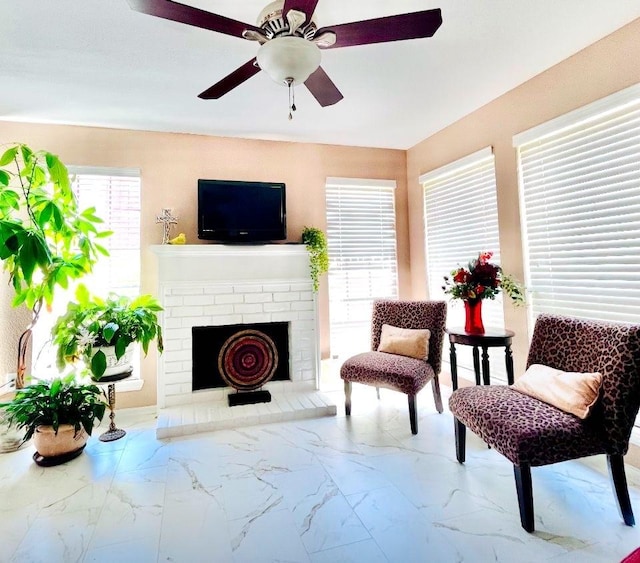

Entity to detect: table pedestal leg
[450,342,459,390]
[99,383,126,442]
[505,344,514,385]
[481,346,491,385]
[472,346,481,385]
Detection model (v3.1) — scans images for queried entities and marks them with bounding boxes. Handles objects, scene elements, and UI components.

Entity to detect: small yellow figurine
[168,233,186,245]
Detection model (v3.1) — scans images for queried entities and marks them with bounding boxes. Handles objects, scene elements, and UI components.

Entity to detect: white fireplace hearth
[151,244,336,438]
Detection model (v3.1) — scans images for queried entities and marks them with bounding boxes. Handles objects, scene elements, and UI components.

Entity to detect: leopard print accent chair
[449,313,640,532]
[340,300,447,435]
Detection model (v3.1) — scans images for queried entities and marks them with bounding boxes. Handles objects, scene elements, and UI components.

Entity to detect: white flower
[76,327,97,351]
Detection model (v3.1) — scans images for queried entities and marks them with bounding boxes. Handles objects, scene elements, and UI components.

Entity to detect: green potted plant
[302,226,329,292]
[51,285,164,380]
[0,143,109,388]
[0,374,107,465]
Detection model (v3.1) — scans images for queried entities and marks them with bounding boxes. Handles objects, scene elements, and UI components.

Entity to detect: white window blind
[516,83,640,324]
[422,148,507,382]
[70,170,141,298]
[32,168,141,377]
[325,178,399,358]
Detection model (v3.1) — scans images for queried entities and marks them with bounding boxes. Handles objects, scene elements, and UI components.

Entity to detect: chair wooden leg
[608,454,635,526]
[514,464,534,532]
[376,387,381,400]
[344,380,352,416]
[454,418,466,463]
[431,374,443,413]
[408,394,418,435]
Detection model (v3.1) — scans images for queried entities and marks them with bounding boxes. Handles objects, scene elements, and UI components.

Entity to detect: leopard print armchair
[449,313,640,532]
[340,299,447,434]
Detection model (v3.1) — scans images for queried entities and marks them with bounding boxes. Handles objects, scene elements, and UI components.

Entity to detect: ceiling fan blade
[316,9,442,49]
[198,58,261,99]
[304,67,343,107]
[282,0,320,22]
[127,0,262,39]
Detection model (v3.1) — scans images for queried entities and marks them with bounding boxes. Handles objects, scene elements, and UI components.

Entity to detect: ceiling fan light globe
[257,36,321,86]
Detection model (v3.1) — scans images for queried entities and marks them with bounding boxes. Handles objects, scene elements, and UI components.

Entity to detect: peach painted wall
[406,18,640,379]
[0,123,407,407]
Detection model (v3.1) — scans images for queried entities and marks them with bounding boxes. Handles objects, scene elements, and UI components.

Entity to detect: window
[325,178,398,359]
[32,168,141,379]
[422,147,507,381]
[515,83,640,324]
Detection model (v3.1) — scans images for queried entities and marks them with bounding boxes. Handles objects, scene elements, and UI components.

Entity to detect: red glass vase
[464,299,485,334]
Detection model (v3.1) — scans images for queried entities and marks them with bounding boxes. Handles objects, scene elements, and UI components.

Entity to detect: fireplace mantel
[151,243,307,257]
[151,244,310,284]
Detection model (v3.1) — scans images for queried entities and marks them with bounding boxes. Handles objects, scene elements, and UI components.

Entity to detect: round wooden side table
[447,328,515,390]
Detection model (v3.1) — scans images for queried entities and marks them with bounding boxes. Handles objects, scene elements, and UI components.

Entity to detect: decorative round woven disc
[218,329,279,390]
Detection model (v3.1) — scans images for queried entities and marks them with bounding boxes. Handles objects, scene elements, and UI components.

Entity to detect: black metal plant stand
[99,369,133,442]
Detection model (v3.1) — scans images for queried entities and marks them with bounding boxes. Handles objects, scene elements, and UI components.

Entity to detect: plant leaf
[115,337,128,359]
[0,189,19,210]
[0,146,18,166]
[20,145,33,164]
[91,350,107,379]
[75,283,90,304]
[46,153,71,192]
[102,322,118,343]
[95,244,110,256]
[38,201,54,227]
[18,236,37,282]
[51,204,64,230]
[50,378,61,397]
[4,232,20,253]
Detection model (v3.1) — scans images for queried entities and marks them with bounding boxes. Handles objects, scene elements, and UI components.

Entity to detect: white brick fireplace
[151,244,335,437]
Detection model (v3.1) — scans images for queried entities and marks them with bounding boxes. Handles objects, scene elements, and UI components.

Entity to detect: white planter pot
[92,345,134,378]
[0,412,25,453]
[0,391,26,453]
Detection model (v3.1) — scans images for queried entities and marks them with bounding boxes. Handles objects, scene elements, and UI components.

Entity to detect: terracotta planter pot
[33,424,88,458]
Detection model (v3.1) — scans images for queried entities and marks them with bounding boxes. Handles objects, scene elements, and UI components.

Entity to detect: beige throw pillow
[377,324,430,360]
[512,363,603,419]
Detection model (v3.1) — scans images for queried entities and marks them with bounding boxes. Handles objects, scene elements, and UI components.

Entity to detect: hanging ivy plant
[302,226,329,292]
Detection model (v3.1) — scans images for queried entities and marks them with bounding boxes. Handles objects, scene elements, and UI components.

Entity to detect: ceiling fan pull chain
[287,78,297,120]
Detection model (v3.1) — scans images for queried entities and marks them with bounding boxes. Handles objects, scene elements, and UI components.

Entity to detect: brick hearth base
[156,390,336,438]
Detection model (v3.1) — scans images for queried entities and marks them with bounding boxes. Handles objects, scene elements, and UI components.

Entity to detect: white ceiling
[1,1,639,150]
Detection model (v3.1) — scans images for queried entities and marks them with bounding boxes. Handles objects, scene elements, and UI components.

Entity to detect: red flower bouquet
[443,251,525,304]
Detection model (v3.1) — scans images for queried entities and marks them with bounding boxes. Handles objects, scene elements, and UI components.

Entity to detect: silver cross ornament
[156,208,178,244]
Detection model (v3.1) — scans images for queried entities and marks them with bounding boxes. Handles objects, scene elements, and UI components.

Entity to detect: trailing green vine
[302,226,329,292]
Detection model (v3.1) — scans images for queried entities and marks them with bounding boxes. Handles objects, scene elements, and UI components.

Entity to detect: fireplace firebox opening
[192,321,290,394]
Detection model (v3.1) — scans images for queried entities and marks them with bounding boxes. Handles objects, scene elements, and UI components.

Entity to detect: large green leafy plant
[0,375,106,444]
[0,143,109,387]
[51,286,164,380]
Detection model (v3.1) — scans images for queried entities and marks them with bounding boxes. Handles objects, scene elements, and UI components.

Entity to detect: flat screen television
[198,179,287,242]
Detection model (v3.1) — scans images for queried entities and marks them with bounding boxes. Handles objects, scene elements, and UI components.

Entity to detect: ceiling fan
[127,0,442,116]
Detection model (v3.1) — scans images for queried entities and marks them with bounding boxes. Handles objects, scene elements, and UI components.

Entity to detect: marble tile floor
[1,385,640,563]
